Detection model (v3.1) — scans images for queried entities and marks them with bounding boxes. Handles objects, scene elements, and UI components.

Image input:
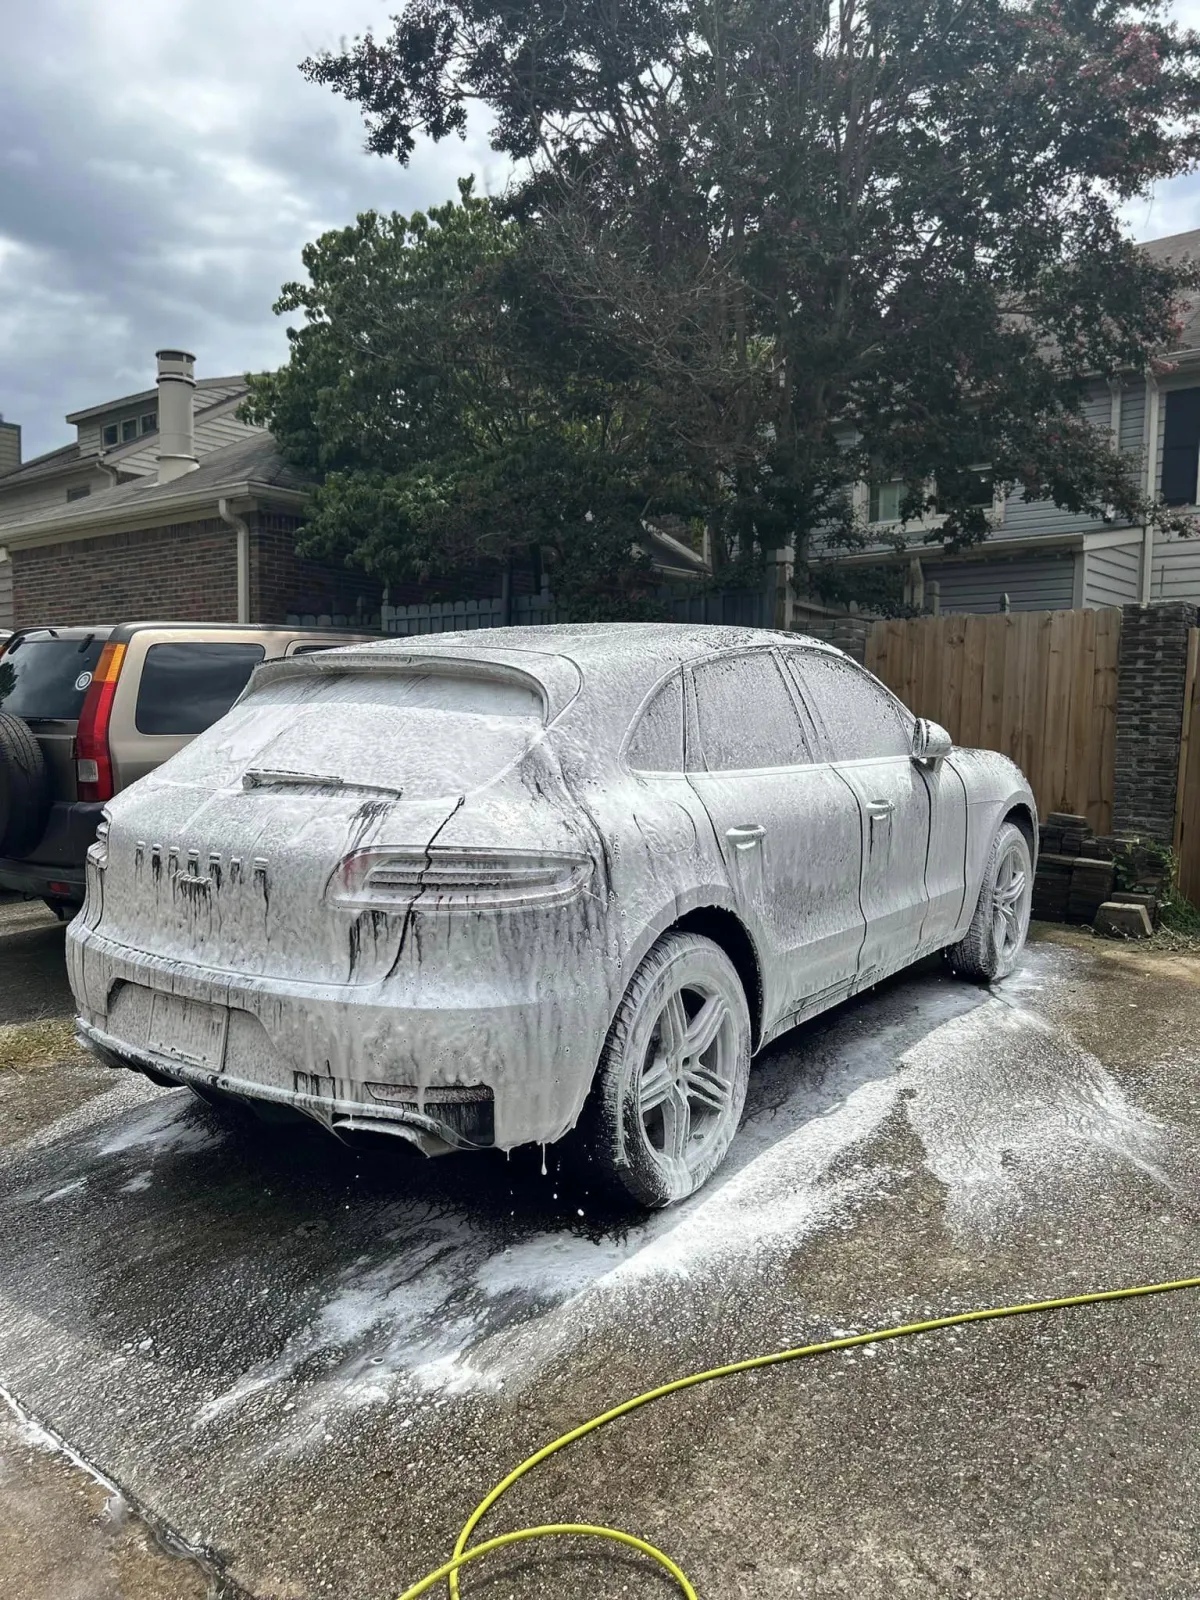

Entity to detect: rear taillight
[75,642,126,802]
[326,848,592,912]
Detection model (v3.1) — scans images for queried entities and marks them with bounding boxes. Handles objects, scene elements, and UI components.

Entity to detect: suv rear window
[135,642,266,735]
[0,635,105,720]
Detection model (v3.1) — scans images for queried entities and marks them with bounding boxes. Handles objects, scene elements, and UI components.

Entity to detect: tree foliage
[278,0,1200,605]
[245,183,702,614]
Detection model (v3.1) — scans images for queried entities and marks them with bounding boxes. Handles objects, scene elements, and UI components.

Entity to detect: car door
[684,649,866,1036]
[781,649,940,987]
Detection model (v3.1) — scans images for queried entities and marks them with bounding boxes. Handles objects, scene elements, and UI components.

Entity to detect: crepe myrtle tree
[300,0,1200,600]
[243,183,705,618]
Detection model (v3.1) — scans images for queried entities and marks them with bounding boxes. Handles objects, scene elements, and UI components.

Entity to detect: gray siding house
[817,228,1200,615]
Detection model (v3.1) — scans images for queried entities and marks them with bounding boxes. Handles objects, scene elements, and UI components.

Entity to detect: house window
[121,418,138,442]
[102,423,119,447]
[868,481,905,523]
[963,468,995,508]
[868,468,996,525]
[1161,388,1200,506]
[66,486,90,502]
[140,411,157,434]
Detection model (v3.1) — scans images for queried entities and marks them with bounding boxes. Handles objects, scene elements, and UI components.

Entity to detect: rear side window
[135,642,266,735]
[691,652,810,771]
[0,636,104,720]
[784,652,911,761]
[627,673,684,771]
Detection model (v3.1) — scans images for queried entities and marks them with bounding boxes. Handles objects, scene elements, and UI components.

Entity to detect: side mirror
[912,717,953,763]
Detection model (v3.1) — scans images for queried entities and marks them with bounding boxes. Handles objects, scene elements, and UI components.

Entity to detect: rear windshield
[154,669,546,798]
[0,635,105,720]
[135,642,267,735]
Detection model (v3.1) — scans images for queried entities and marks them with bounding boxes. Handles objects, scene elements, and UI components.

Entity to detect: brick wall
[11,520,238,627]
[249,514,382,625]
[1113,600,1198,844]
[794,610,873,664]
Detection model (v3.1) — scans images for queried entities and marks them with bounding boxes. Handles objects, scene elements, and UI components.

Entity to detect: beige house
[0,359,262,629]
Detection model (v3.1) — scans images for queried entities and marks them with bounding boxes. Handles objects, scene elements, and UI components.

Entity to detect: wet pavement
[0,896,1198,1598]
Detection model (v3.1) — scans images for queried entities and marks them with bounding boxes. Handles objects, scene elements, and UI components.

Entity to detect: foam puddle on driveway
[185,944,1184,1436]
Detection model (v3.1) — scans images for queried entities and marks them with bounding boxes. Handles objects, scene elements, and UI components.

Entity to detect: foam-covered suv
[0,622,376,913]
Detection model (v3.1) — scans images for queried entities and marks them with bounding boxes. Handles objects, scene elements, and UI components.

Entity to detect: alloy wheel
[636,981,739,1170]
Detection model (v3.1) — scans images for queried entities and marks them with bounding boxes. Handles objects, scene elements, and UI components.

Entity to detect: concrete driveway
[0,896,1197,1599]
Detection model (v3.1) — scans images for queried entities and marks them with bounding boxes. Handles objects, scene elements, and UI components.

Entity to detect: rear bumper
[77,1019,486,1155]
[67,922,614,1151]
[0,801,105,902]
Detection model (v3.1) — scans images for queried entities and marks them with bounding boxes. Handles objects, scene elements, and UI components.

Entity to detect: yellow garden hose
[396,1274,1200,1599]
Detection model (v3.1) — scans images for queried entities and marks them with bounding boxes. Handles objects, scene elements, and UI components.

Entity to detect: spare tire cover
[0,710,51,857]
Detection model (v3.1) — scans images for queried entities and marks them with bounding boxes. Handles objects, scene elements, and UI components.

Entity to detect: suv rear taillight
[75,641,127,802]
[326,848,593,911]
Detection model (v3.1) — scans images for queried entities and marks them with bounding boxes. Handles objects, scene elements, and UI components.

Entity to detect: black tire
[0,710,50,857]
[581,931,751,1209]
[948,821,1033,983]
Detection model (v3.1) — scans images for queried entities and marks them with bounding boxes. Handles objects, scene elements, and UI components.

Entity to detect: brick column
[1112,601,1198,844]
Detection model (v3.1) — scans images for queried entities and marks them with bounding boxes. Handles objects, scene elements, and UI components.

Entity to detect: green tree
[245,182,700,617]
[303,0,1200,595]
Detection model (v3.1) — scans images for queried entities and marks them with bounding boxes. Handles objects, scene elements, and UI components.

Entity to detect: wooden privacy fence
[865,609,1121,836]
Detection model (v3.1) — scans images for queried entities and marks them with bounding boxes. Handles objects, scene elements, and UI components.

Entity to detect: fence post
[765,547,795,630]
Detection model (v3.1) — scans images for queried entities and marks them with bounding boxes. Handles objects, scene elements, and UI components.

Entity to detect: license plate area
[147,992,229,1071]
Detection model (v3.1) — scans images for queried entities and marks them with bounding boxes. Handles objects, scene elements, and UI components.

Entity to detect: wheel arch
[659,905,765,1052]
[1002,801,1037,863]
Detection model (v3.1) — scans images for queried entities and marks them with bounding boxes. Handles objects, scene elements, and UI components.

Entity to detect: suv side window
[627,672,684,771]
[783,651,911,761]
[690,652,811,771]
[135,642,266,736]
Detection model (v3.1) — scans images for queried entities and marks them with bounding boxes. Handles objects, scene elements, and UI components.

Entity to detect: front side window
[627,672,684,771]
[135,642,266,735]
[784,652,911,763]
[690,652,810,771]
[1161,387,1200,506]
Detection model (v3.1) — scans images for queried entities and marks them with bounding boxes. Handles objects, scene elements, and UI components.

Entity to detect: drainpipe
[96,454,120,487]
[218,497,251,623]
[1140,376,1159,604]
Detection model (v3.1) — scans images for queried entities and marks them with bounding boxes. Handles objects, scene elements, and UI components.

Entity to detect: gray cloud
[0,0,501,457]
[1,0,1197,461]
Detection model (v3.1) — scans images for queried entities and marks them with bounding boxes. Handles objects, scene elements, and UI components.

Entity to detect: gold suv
[0,622,377,913]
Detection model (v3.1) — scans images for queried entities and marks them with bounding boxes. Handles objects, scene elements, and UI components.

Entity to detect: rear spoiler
[240,646,582,724]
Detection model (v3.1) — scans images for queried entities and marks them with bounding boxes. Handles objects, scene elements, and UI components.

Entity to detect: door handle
[726,823,766,850]
[866,800,894,820]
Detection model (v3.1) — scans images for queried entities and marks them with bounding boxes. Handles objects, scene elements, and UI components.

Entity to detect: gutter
[218,497,251,623]
[813,530,1092,568]
[0,480,307,550]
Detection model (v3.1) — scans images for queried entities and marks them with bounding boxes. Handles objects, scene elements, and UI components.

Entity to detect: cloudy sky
[0,0,504,460]
[3,0,1200,462]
